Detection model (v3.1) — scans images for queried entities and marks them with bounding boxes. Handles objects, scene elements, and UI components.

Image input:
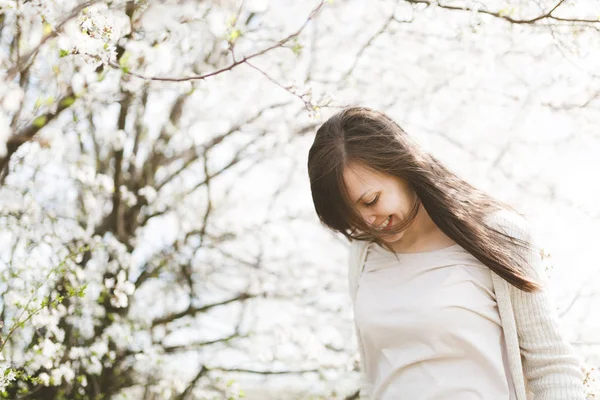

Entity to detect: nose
[365,215,377,225]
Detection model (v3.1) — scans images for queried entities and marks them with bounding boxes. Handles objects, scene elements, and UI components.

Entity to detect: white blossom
[110,290,128,308]
[0,364,16,392]
[86,357,103,375]
[104,277,115,289]
[0,1,16,10]
[111,130,127,151]
[138,186,157,203]
[50,367,63,386]
[246,0,269,13]
[38,372,51,387]
[119,185,137,207]
[69,347,87,360]
[40,338,60,359]
[71,73,86,95]
[0,111,10,158]
[1,85,25,113]
[89,341,108,359]
[94,173,114,193]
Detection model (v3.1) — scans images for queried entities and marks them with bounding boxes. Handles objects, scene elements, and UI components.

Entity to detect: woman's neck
[389,203,455,253]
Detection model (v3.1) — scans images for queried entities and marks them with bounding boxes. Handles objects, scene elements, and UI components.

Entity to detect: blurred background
[0,0,599,398]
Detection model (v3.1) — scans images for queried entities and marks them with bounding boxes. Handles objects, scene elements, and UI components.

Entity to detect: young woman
[307,106,585,400]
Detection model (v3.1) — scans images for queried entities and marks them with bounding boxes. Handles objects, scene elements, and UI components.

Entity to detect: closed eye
[365,195,379,207]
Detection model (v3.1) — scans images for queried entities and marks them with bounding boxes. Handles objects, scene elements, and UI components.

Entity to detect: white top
[355,242,517,399]
[348,210,585,400]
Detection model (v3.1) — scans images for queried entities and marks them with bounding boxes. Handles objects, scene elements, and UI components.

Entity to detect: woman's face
[343,163,417,243]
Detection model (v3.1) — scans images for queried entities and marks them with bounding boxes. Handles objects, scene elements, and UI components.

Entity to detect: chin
[382,231,404,243]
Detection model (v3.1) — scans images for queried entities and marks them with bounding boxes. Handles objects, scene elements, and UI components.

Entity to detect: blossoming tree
[1,0,599,399]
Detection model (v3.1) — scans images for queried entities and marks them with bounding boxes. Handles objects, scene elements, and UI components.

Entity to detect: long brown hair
[307,106,540,292]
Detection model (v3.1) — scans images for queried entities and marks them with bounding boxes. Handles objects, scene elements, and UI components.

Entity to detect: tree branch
[95,92,132,237]
[177,365,208,400]
[208,366,320,375]
[151,292,256,328]
[153,101,290,195]
[404,0,599,24]
[162,333,245,354]
[1,89,76,185]
[343,12,413,79]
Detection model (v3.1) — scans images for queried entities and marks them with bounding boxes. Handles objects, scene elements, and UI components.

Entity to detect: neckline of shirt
[371,242,462,257]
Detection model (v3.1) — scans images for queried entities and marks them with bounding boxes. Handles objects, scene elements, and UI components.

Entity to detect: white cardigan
[347,210,585,400]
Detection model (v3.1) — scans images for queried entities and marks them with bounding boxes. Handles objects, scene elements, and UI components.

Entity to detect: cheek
[396,191,415,215]
[384,195,409,216]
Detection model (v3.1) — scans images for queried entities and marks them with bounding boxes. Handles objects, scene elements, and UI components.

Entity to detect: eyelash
[365,195,379,207]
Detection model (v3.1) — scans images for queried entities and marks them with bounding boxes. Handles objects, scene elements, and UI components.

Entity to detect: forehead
[342,163,388,198]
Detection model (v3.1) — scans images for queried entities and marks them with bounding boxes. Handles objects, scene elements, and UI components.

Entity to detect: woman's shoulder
[486,208,546,282]
[349,237,369,250]
[348,239,369,267]
[347,239,370,301]
[484,208,532,241]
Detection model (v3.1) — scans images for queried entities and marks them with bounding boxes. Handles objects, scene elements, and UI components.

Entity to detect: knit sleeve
[348,240,373,399]
[491,211,585,400]
[354,321,374,399]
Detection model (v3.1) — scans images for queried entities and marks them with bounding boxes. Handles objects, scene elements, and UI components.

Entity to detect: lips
[376,215,393,230]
